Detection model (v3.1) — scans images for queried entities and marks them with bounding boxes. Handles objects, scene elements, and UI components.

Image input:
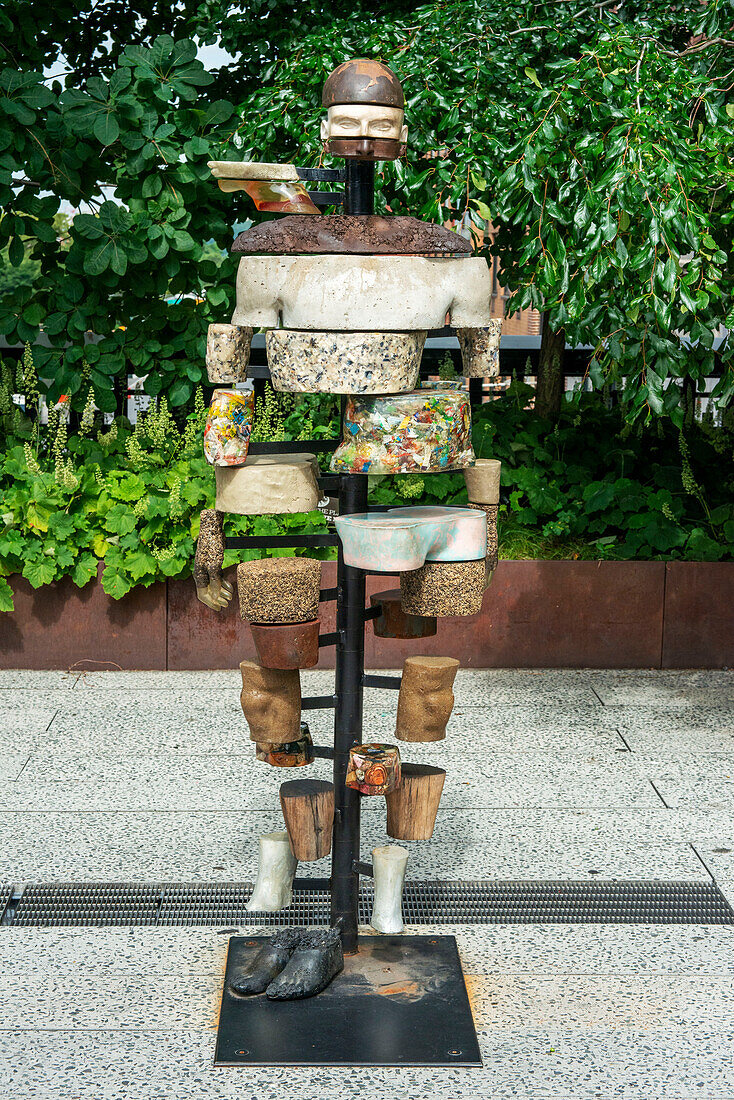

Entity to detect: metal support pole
[330,474,368,953]
[330,157,374,954]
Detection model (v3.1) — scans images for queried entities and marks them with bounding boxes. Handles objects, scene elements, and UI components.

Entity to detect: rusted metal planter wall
[1,561,732,670]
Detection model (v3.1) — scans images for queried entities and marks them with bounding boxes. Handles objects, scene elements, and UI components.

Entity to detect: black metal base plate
[215,934,482,1067]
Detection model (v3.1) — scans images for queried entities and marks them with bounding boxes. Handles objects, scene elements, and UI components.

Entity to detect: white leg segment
[246,830,298,912]
[370,844,409,934]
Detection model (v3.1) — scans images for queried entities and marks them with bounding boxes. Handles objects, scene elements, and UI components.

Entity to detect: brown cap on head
[322,59,404,109]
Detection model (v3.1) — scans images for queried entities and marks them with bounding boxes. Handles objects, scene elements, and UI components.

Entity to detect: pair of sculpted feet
[229,927,343,1000]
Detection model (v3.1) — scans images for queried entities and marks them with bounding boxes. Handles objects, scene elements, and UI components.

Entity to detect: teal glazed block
[334,506,487,572]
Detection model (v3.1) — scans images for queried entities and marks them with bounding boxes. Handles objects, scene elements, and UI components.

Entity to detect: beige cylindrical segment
[385,763,446,840]
[395,656,459,742]
[215,454,320,515]
[464,459,501,505]
[240,660,301,742]
[280,779,335,861]
[400,559,485,617]
[237,557,321,623]
[206,324,252,383]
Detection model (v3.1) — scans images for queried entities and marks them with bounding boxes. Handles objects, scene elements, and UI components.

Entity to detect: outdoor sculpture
[193,59,502,1034]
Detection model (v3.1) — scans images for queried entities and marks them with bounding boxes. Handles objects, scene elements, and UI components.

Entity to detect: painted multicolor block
[335,506,486,572]
[345,743,401,795]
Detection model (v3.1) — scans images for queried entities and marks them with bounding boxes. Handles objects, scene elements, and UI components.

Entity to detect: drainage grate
[0,885,12,924]
[12,883,160,927]
[159,883,331,927]
[6,880,733,927]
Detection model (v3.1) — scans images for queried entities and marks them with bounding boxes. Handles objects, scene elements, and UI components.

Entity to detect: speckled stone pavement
[1,667,734,1099]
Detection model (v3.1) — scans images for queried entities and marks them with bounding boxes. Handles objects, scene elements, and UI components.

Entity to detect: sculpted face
[321,105,407,160]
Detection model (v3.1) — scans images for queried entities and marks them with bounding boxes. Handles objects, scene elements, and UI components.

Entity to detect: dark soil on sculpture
[232,215,472,256]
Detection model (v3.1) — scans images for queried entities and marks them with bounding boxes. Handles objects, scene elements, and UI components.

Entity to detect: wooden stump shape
[385,763,446,840]
[280,779,335,861]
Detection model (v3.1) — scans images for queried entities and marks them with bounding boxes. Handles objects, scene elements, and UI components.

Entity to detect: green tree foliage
[2,1,732,424]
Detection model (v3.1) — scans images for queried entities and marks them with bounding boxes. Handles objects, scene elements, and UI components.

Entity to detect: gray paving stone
[3,924,733,978]
[8,749,657,811]
[4,1027,734,1100]
[0,808,704,883]
[0,671,75,690]
[589,669,734,708]
[614,706,734,754]
[0,753,33,780]
[637,755,734,811]
[41,701,624,757]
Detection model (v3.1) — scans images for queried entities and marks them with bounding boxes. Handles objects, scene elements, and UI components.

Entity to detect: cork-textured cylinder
[395,656,459,742]
[237,558,321,624]
[240,659,301,742]
[463,458,501,505]
[385,763,446,840]
[400,559,485,617]
[468,503,499,577]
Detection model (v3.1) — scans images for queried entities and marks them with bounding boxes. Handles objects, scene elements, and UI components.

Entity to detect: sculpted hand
[193,509,230,612]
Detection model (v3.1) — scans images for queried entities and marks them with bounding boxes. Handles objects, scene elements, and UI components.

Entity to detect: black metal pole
[330,158,374,954]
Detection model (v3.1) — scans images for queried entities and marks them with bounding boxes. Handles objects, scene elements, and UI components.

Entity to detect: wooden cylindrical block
[240,660,301,742]
[385,763,446,840]
[346,743,401,795]
[395,656,459,742]
[370,589,437,639]
[237,558,321,623]
[250,620,320,669]
[400,559,485,617]
[280,779,335,861]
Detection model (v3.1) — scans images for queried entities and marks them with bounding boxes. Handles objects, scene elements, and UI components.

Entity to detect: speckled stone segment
[266,330,425,394]
[457,321,502,377]
[401,559,485,617]
[192,509,224,590]
[469,503,499,573]
[236,557,321,623]
[205,323,252,383]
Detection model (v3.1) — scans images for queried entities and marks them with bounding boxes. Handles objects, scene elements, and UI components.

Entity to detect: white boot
[246,831,298,912]
[370,844,409,934]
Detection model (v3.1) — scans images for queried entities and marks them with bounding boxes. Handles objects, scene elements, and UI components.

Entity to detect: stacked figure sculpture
[195,60,502,1003]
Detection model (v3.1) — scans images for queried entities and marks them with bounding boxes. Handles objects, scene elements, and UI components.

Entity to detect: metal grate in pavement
[12,883,160,927]
[159,883,331,927]
[6,880,734,926]
[0,885,12,924]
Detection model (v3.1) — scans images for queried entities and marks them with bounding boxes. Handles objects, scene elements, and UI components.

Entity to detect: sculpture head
[321,59,407,160]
